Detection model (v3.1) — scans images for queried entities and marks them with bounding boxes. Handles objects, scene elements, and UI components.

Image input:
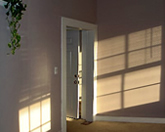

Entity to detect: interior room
[0,0,165,132]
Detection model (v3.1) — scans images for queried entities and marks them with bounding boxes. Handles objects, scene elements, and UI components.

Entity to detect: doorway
[61,17,97,132]
[66,28,82,119]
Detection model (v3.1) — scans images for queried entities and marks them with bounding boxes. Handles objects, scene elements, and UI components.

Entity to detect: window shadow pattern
[18,49,51,132]
[96,26,162,117]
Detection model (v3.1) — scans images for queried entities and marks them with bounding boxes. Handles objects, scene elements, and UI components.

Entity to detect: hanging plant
[3,0,27,55]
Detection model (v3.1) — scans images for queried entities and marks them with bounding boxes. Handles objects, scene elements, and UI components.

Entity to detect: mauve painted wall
[97,0,165,118]
[60,0,97,23]
[0,0,96,132]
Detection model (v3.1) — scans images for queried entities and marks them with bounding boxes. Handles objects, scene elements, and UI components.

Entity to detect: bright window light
[30,103,41,130]
[19,98,51,132]
[96,26,162,114]
[19,107,29,132]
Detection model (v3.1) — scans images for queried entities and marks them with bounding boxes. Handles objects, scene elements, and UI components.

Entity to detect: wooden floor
[67,118,165,132]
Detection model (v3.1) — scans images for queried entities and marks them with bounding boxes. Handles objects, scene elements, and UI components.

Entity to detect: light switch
[54,67,58,75]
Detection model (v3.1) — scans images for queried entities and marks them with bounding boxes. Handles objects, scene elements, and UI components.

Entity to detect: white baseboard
[94,115,165,124]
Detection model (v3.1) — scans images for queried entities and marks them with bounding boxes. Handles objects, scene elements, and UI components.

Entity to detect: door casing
[61,17,97,132]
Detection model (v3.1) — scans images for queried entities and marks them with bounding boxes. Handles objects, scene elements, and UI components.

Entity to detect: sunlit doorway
[61,17,97,132]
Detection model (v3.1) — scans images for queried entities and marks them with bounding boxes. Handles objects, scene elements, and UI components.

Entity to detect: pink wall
[97,0,164,40]
[97,0,165,118]
[0,0,96,132]
[60,0,97,23]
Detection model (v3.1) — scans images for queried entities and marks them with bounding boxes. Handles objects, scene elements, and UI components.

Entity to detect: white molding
[95,116,165,124]
[0,0,6,6]
[61,17,97,132]
[61,17,67,132]
[62,17,97,30]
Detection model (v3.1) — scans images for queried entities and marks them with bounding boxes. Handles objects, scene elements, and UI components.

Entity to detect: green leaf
[13,29,17,33]
[9,21,13,26]
[16,35,21,42]
[8,43,12,48]
[5,0,27,55]
[12,39,16,44]
[16,43,21,48]
[16,15,21,21]
[11,50,15,55]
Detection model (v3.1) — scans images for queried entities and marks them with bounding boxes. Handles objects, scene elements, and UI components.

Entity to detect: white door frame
[61,17,97,132]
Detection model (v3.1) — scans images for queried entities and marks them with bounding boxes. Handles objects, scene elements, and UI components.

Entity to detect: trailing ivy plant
[3,0,27,55]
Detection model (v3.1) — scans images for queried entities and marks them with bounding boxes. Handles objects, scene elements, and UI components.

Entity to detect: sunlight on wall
[66,117,74,122]
[98,54,125,75]
[19,107,29,132]
[97,35,125,75]
[97,75,121,96]
[97,75,122,113]
[30,103,41,130]
[96,26,162,114]
[19,98,51,132]
[128,26,161,68]
[124,66,161,108]
[31,128,40,132]
[128,26,161,50]
[94,39,98,115]
[42,99,51,124]
[97,93,121,113]
[124,84,160,108]
[129,46,161,67]
[98,35,125,59]
[41,122,51,132]
[124,66,161,90]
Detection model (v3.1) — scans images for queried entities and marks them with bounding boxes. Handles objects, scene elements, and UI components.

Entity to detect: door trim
[61,17,97,132]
